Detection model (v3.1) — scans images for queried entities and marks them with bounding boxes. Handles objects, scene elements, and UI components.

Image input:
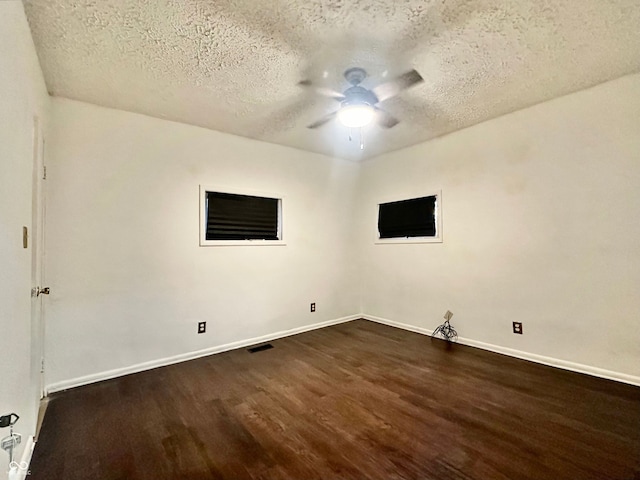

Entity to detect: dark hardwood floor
[30,320,640,480]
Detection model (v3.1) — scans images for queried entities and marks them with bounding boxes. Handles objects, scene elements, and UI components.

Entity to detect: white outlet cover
[444,310,453,321]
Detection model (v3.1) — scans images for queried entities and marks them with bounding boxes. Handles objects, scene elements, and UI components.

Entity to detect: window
[376,192,442,244]
[200,186,284,246]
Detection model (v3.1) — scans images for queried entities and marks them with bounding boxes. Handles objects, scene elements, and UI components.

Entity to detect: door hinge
[43,165,47,180]
[32,286,50,297]
[40,358,45,374]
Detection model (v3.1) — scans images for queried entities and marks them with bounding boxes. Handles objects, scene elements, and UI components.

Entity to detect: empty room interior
[1,0,640,479]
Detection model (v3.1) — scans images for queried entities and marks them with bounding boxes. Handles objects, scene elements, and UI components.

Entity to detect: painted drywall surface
[45,98,360,386]
[357,74,640,377]
[0,1,50,471]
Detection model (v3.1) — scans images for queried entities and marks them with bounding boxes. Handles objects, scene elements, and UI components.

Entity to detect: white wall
[45,98,361,388]
[0,1,50,472]
[357,74,640,379]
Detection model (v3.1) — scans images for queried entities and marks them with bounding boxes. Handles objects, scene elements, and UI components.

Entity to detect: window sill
[200,239,287,247]
[375,237,442,245]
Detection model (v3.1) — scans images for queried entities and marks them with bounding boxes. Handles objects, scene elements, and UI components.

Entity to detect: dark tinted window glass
[378,196,436,239]
[206,192,279,240]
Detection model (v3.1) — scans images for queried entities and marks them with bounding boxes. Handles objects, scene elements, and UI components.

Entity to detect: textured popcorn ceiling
[24,0,640,161]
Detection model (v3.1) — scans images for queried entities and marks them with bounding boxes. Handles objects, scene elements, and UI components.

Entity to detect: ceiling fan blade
[371,69,424,103]
[307,111,338,129]
[375,108,400,129]
[298,80,345,101]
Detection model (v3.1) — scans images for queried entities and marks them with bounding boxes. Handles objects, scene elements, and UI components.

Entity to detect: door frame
[30,115,46,399]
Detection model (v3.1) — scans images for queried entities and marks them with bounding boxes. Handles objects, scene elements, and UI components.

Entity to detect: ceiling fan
[301,67,424,130]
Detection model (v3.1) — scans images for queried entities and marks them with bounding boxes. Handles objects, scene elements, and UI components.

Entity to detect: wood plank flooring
[29,320,640,479]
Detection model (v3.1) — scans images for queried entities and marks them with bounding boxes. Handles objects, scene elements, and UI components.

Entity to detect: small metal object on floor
[432,310,458,342]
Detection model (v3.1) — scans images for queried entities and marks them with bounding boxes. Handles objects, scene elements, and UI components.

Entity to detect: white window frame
[199,185,286,247]
[374,190,443,244]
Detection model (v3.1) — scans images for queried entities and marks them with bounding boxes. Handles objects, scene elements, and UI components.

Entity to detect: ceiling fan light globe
[337,104,375,128]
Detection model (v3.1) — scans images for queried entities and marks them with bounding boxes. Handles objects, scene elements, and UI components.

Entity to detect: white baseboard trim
[46,314,360,394]
[45,313,640,393]
[364,314,640,387]
[7,435,34,480]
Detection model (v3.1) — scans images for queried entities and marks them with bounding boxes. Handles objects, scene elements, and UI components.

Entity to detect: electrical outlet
[513,322,523,334]
[310,302,316,313]
[444,310,453,321]
[198,321,206,334]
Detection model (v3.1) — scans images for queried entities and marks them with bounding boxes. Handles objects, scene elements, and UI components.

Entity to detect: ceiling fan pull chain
[348,128,353,142]
[360,128,365,150]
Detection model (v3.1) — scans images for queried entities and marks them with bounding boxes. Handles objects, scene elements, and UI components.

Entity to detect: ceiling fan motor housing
[341,85,378,109]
